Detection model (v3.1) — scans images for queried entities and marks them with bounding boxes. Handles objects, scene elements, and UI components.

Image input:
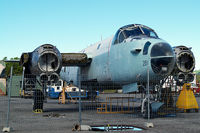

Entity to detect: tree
[2,57,22,77]
[3,57,7,61]
[197,75,200,84]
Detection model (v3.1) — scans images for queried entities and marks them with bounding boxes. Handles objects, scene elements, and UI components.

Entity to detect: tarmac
[0,94,200,133]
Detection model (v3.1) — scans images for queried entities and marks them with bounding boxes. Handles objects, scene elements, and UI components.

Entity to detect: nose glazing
[150,43,175,75]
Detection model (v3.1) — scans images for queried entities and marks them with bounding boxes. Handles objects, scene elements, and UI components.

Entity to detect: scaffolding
[97,97,135,114]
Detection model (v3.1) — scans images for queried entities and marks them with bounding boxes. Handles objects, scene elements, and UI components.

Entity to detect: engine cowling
[172,46,195,82]
[20,44,62,83]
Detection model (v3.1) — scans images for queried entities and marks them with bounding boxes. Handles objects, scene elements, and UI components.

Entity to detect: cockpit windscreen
[123,27,157,39]
[113,24,158,44]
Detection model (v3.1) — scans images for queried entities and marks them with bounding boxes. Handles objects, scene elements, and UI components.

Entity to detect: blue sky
[0,0,200,69]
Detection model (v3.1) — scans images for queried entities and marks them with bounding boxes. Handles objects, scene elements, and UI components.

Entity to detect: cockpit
[113,24,158,44]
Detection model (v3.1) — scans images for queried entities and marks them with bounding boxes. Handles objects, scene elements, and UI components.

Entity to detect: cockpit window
[113,24,158,45]
[118,31,126,44]
[123,27,142,38]
[142,27,157,38]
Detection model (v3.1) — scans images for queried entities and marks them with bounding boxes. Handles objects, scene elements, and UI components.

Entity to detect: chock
[33,109,43,113]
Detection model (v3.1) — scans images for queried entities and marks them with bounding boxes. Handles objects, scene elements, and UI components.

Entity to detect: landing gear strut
[141,98,152,118]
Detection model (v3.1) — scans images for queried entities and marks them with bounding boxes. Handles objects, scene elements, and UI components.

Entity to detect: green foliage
[195,71,200,75]
[197,75,200,83]
[194,70,200,83]
[2,57,22,77]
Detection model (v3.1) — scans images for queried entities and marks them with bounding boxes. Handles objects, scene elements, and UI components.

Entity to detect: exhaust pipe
[40,73,59,84]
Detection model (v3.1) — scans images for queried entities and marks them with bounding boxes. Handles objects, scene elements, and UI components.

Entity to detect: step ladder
[58,86,77,104]
[58,87,66,104]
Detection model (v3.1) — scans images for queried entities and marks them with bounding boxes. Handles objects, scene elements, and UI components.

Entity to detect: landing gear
[33,90,44,113]
[141,98,152,118]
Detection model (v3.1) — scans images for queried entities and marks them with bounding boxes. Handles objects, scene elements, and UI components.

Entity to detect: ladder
[58,86,77,104]
[58,86,66,104]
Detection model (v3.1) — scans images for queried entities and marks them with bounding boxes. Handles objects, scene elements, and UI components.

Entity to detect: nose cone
[150,43,175,75]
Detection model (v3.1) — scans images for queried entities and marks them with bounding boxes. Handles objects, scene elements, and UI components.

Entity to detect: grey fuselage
[60,27,175,89]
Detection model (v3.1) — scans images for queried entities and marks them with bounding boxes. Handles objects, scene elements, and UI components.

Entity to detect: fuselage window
[143,41,151,55]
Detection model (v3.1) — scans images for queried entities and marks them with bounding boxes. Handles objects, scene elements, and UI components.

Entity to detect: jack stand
[176,83,199,112]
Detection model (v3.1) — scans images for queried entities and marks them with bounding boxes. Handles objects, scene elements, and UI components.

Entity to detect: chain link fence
[0,67,200,132]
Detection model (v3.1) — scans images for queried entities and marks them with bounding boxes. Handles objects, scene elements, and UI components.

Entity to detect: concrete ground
[0,94,200,133]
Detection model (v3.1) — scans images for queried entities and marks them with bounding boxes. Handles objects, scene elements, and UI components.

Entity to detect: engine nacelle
[172,46,195,83]
[173,46,195,73]
[20,44,62,83]
[31,44,62,74]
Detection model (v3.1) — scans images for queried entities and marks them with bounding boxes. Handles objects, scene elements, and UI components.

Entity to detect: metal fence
[0,67,200,132]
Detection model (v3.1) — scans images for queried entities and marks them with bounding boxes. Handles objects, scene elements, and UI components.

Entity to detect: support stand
[176,83,199,112]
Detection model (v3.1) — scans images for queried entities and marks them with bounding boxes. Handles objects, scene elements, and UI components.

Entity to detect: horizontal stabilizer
[122,83,138,93]
[151,102,164,112]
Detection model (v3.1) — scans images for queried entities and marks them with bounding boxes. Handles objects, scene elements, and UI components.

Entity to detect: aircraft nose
[150,43,175,75]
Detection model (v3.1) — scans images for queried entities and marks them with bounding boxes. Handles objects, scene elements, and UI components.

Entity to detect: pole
[147,66,150,121]
[144,59,154,128]
[6,66,13,127]
[78,67,82,128]
[21,67,25,96]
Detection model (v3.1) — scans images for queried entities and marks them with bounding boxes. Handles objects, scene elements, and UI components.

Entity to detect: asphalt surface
[0,94,200,133]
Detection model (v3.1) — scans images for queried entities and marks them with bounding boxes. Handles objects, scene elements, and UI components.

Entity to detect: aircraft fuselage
[60,24,175,90]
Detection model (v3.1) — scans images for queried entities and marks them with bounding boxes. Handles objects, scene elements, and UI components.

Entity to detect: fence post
[147,66,150,121]
[20,67,25,96]
[78,67,82,128]
[144,61,154,128]
[3,66,13,132]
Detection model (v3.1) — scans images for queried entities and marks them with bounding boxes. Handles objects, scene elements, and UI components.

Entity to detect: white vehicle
[47,79,87,98]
